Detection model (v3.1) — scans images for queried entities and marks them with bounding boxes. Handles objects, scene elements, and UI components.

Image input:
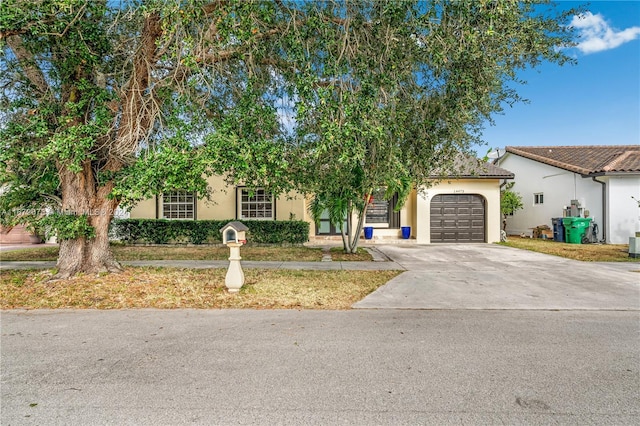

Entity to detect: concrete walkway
[0,244,400,271]
[0,259,404,271]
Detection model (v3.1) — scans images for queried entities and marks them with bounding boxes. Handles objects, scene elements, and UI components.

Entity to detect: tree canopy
[274,0,577,252]
[0,0,580,274]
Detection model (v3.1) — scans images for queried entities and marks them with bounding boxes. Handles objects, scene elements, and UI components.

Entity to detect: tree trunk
[54,164,122,279]
[347,195,371,254]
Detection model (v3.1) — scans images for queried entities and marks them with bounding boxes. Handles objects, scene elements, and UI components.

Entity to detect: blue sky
[479,0,640,154]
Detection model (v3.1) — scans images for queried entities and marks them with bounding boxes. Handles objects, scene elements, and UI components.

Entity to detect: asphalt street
[2,244,639,424]
[1,309,639,425]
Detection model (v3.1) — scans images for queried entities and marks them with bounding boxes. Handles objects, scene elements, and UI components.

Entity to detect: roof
[430,153,514,179]
[219,221,249,232]
[503,145,640,176]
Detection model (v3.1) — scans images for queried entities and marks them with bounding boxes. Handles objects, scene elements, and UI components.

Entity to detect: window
[534,193,544,205]
[365,189,400,228]
[162,191,195,219]
[238,188,274,220]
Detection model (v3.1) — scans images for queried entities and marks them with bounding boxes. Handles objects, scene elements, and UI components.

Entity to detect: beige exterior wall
[129,175,309,223]
[275,191,307,222]
[128,175,502,244]
[415,179,502,244]
[129,197,157,219]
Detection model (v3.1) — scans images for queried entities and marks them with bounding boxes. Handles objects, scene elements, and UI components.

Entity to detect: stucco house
[494,145,640,244]
[129,156,514,244]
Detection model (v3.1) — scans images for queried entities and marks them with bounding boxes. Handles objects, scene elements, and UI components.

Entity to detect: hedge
[110,219,309,245]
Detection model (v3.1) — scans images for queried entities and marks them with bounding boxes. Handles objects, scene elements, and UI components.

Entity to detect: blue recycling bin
[401,226,411,239]
[364,227,374,239]
[551,218,565,242]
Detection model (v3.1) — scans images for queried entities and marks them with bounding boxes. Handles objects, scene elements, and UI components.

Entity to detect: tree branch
[5,36,50,95]
[114,12,163,160]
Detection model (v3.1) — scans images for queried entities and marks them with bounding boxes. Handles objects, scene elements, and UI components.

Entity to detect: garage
[430,194,486,243]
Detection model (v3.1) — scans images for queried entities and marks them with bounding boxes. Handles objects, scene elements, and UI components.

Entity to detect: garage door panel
[455,219,471,228]
[441,232,458,242]
[439,195,458,203]
[430,194,485,243]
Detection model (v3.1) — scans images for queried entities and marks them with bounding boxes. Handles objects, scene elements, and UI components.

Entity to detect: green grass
[499,236,637,262]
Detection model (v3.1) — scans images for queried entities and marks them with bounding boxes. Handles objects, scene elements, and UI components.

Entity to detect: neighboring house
[494,145,640,244]
[129,157,514,244]
[0,225,38,244]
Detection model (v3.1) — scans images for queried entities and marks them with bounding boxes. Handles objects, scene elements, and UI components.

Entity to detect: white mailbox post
[220,221,248,293]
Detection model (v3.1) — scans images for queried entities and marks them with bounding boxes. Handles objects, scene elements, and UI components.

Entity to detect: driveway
[354,244,640,310]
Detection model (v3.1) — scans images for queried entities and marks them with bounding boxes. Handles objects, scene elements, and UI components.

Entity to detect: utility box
[629,236,640,259]
[220,221,248,245]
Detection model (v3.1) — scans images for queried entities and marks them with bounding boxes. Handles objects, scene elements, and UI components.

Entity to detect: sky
[479,0,640,154]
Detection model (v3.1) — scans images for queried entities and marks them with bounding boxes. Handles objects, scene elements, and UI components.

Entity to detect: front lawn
[499,236,635,262]
[0,268,399,310]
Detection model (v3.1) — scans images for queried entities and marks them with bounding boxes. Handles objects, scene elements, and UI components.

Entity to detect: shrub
[110,219,309,245]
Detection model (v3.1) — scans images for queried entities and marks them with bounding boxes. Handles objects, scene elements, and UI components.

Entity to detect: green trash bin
[562,217,592,244]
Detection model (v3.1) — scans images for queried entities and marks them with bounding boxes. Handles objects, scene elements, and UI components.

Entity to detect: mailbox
[220,221,248,293]
[220,221,248,245]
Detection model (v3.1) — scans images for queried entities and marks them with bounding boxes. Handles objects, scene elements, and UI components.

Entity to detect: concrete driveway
[354,244,640,310]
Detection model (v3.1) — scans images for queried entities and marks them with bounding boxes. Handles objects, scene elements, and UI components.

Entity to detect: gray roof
[430,153,515,179]
[219,221,249,233]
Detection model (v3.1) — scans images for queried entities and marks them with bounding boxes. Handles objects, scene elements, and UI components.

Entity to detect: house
[129,157,514,244]
[494,145,640,244]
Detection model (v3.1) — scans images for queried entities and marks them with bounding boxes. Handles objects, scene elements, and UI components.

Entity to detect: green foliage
[279,0,579,252]
[40,212,96,240]
[0,0,296,247]
[501,182,524,217]
[0,0,581,271]
[110,219,309,245]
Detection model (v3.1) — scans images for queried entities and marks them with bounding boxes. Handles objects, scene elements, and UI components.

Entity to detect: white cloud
[571,12,640,54]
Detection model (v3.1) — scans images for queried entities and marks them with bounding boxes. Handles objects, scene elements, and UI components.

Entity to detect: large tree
[0,0,580,272]
[281,0,578,253]
[0,0,297,277]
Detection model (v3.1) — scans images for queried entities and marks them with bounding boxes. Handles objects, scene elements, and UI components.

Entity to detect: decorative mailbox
[220,221,248,245]
[220,221,249,293]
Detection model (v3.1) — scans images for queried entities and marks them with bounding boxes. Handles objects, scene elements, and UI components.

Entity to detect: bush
[110,219,309,245]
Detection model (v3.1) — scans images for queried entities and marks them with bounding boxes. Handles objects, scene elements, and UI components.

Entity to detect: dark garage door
[430,194,485,243]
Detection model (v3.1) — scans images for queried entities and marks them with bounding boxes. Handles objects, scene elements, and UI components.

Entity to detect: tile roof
[430,153,514,179]
[504,145,640,175]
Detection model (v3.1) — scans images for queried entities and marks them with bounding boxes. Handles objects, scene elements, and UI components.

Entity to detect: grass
[499,236,637,262]
[0,244,374,262]
[0,267,400,310]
